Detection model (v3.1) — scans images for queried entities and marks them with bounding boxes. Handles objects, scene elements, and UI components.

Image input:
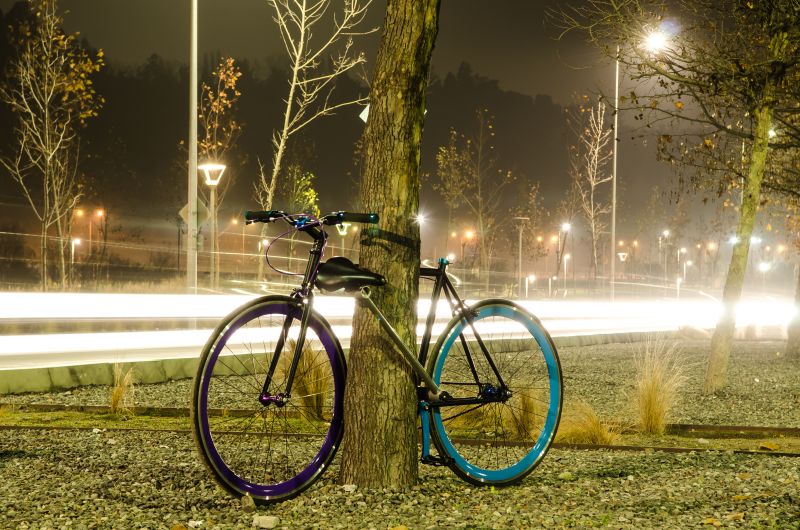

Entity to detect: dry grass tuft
[284,340,329,420]
[110,363,136,415]
[557,401,620,445]
[633,338,686,435]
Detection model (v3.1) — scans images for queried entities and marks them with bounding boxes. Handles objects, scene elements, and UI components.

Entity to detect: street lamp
[70,238,81,286]
[610,31,671,301]
[187,0,200,292]
[525,274,536,298]
[563,254,570,292]
[335,222,352,258]
[758,262,771,290]
[683,259,692,282]
[200,162,226,289]
[461,230,474,262]
[512,216,529,298]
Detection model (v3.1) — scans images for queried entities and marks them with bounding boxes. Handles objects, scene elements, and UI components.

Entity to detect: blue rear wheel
[427,300,562,485]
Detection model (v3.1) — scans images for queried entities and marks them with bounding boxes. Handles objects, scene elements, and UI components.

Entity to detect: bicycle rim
[429,300,562,485]
[191,298,345,503]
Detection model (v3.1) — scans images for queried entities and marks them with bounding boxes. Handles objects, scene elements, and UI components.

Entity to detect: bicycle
[191,210,563,504]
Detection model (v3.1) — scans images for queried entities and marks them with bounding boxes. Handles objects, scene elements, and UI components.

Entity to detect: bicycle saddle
[314,257,386,293]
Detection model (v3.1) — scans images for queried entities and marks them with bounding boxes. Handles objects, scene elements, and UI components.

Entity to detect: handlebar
[244,210,283,223]
[245,210,379,226]
[322,211,379,225]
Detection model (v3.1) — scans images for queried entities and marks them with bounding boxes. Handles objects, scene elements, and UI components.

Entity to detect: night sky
[0,0,677,248]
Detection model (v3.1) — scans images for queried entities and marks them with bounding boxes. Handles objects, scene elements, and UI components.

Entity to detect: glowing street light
[611,28,673,302]
[200,163,226,289]
[643,29,670,53]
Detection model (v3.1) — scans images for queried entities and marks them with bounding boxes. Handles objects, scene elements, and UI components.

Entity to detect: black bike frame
[260,220,505,405]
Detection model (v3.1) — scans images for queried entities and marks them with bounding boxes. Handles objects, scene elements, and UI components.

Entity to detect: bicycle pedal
[420,455,454,467]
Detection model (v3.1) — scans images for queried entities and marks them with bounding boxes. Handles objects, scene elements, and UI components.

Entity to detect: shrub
[557,401,620,445]
[634,338,686,435]
[110,363,135,415]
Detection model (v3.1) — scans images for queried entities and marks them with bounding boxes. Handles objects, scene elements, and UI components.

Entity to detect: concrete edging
[0,330,678,395]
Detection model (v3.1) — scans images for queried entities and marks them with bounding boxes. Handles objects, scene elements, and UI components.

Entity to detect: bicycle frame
[259,220,505,409]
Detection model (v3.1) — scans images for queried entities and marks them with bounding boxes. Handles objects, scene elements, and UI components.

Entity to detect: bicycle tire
[191,296,346,504]
[427,299,562,486]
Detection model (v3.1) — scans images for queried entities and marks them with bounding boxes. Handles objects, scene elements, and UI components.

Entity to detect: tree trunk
[55,218,67,290]
[339,0,440,488]
[39,222,48,292]
[786,264,800,360]
[704,102,772,394]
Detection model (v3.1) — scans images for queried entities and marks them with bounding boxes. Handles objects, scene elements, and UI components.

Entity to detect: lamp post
[563,253,570,293]
[70,238,81,286]
[200,162,226,289]
[512,216,529,298]
[461,230,474,263]
[186,0,200,292]
[611,31,670,301]
[661,230,670,286]
[335,222,352,258]
[758,262,771,291]
[683,259,692,282]
[525,274,536,298]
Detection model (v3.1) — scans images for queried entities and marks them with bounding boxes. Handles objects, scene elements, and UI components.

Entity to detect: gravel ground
[4,339,798,428]
[1,428,798,529]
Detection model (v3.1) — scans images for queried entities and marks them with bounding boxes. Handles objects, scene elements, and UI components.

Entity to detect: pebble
[252,515,279,529]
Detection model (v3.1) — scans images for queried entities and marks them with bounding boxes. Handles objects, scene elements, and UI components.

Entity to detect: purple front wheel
[191,296,346,504]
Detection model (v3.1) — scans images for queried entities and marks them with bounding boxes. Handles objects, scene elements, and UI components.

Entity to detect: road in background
[0,292,793,370]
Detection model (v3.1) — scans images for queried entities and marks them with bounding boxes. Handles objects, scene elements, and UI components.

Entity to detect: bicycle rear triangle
[191,209,562,504]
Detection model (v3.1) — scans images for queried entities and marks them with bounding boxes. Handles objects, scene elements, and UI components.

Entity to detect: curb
[0,330,677,395]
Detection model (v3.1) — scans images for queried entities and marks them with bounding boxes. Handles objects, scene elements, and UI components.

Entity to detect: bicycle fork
[259,295,313,406]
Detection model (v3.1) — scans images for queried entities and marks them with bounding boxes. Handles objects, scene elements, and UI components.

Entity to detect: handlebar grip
[244,210,282,222]
[325,211,379,225]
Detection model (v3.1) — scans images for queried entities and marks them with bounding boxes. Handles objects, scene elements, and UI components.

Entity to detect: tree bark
[39,222,48,292]
[339,0,440,488]
[704,101,773,394]
[786,264,800,360]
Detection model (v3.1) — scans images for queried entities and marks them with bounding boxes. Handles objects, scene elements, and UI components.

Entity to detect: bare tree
[545,178,582,294]
[570,99,613,281]
[433,128,468,254]
[0,0,104,290]
[255,0,375,212]
[458,109,515,286]
[513,182,549,265]
[553,0,800,393]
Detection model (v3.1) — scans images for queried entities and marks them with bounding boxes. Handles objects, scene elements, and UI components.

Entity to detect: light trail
[0,293,794,370]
